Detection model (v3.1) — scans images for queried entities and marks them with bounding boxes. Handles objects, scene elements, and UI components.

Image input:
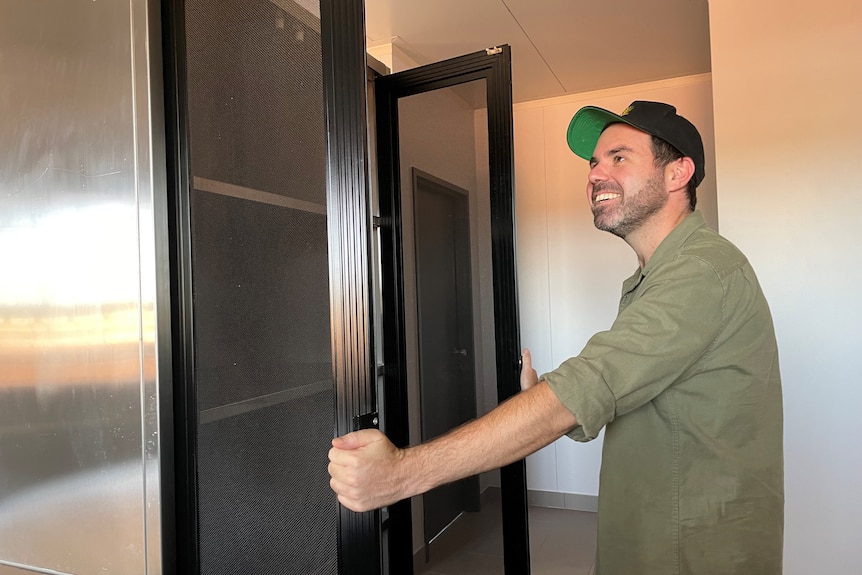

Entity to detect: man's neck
[626,208,692,268]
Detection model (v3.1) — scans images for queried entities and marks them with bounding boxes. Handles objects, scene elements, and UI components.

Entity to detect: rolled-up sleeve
[542,254,726,442]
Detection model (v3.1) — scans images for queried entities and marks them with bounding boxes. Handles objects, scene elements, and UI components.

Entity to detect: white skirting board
[528,489,598,513]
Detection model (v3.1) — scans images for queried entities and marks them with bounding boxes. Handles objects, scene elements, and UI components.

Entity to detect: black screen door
[163,0,378,573]
[375,46,529,574]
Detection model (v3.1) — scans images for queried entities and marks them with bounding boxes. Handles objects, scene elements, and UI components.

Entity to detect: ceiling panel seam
[500,0,567,92]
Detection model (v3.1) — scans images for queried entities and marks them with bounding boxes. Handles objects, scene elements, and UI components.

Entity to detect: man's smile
[594,192,621,204]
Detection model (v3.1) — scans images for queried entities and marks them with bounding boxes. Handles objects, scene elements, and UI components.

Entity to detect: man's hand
[520,348,539,391]
[328,429,410,512]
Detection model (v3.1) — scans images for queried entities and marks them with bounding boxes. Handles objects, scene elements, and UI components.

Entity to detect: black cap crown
[567,101,705,187]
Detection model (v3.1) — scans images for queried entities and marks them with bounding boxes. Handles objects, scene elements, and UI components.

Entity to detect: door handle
[352,412,379,431]
[452,348,468,357]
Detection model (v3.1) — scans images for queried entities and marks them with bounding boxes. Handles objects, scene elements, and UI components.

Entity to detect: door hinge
[353,411,380,431]
[485,46,503,56]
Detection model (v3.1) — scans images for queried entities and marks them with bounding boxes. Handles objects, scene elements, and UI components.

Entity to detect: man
[328,101,784,574]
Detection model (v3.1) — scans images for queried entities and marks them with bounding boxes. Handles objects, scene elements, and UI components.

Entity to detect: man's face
[586,123,668,239]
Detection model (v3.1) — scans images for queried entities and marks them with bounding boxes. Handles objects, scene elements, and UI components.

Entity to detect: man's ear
[666,157,696,193]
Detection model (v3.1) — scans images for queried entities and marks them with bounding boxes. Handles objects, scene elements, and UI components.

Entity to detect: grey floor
[416,489,597,575]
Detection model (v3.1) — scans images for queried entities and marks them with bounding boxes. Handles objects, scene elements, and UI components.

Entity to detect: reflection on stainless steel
[0,0,167,574]
[0,462,148,574]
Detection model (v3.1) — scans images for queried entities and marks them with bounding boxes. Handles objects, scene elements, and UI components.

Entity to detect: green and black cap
[566,100,705,187]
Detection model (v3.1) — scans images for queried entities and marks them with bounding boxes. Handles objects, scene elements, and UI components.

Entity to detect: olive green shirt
[543,211,784,575]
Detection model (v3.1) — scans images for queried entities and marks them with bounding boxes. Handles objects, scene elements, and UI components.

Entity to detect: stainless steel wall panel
[0,0,168,574]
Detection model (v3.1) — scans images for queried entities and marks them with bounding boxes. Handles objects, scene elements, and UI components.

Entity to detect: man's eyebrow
[606,146,634,156]
[590,145,635,165]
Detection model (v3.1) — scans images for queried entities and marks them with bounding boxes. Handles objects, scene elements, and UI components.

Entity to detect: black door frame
[161,0,380,572]
[375,45,530,574]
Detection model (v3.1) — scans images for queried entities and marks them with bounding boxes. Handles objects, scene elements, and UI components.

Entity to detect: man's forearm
[399,380,578,497]
[328,376,578,512]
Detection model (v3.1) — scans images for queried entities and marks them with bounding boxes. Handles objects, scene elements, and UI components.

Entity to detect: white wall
[709,1,862,573]
[513,75,717,503]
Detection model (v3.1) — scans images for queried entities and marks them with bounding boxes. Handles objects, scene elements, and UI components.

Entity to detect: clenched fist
[328,428,411,512]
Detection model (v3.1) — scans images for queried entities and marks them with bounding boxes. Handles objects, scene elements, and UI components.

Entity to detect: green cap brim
[566,106,629,161]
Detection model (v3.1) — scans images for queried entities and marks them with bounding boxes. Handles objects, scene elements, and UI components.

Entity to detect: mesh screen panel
[184,0,337,572]
[197,393,337,575]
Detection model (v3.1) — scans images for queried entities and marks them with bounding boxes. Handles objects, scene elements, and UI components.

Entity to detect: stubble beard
[592,171,667,239]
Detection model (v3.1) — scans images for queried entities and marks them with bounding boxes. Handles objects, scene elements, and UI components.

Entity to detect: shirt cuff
[541,357,617,442]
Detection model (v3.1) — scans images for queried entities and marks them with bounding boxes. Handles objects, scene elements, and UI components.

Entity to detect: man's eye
[614,155,626,163]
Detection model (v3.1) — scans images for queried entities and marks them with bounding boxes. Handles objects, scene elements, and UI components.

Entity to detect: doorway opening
[373,47,529,574]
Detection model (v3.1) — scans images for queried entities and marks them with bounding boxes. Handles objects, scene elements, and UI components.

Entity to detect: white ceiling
[365,0,712,103]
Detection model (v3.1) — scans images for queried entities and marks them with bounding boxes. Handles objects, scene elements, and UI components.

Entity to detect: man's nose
[588,162,608,184]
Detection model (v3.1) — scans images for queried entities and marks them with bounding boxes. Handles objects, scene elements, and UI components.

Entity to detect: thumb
[520,348,539,391]
[522,348,532,370]
[332,428,385,450]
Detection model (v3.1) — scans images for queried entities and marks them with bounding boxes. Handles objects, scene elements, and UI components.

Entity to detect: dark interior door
[375,46,529,574]
[413,170,480,546]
